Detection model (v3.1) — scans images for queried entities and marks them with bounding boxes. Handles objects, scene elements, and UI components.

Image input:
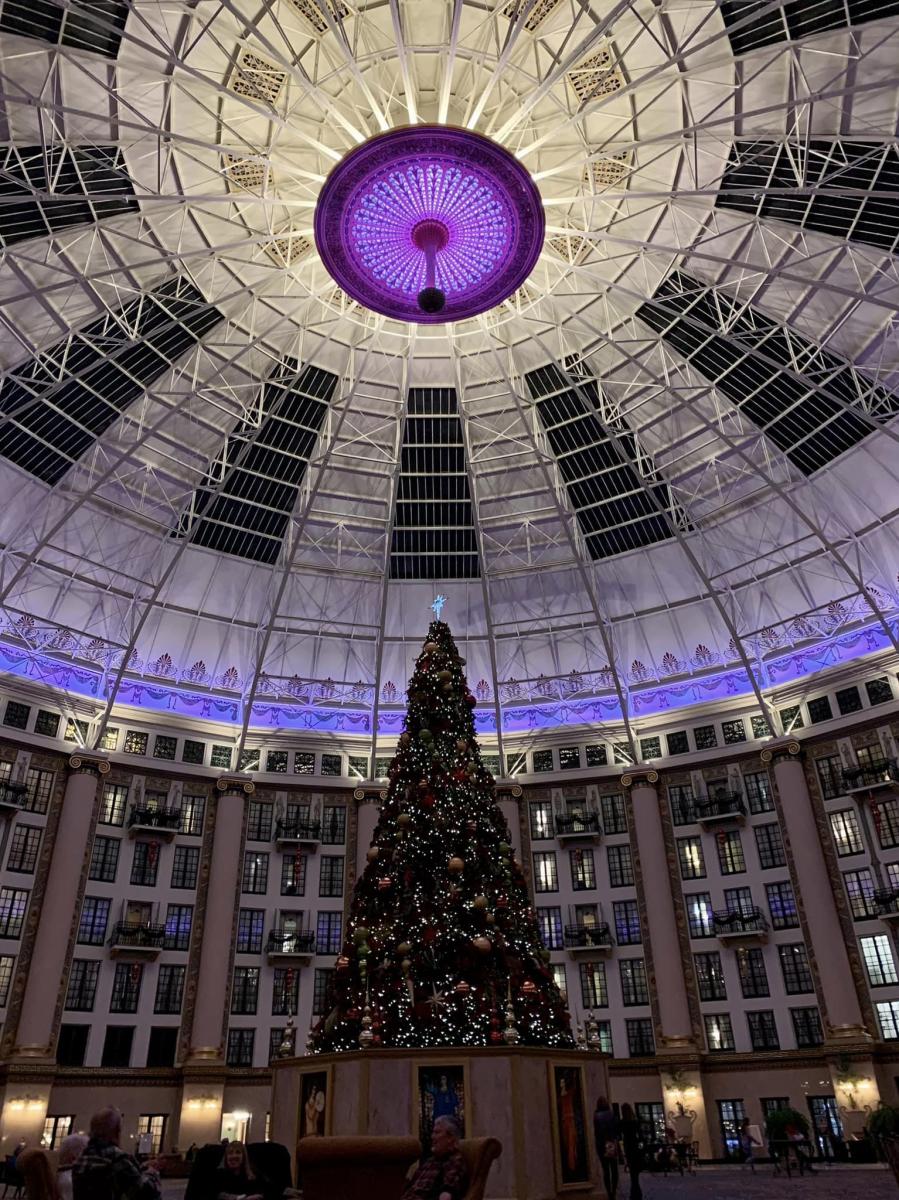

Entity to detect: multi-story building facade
[0,661,897,1160]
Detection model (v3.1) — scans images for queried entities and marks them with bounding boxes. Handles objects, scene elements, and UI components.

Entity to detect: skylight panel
[717,139,899,254]
[284,0,349,36]
[0,0,129,57]
[502,0,564,33]
[636,270,899,476]
[230,50,288,106]
[526,364,682,560]
[390,388,479,581]
[0,279,223,486]
[175,361,337,566]
[0,145,137,248]
[567,47,625,104]
[720,0,899,56]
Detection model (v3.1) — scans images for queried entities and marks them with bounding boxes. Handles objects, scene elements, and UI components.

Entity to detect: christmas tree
[312,615,574,1050]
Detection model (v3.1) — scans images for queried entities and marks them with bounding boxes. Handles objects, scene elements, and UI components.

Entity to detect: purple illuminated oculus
[314,126,545,323]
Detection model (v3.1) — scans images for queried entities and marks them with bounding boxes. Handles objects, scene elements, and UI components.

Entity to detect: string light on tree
[311,614,573,1051]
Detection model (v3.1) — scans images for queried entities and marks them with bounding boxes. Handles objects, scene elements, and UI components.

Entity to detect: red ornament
[465,694,477,707]
[497,896,509,909]
[378,877,391,891]
[466,820,477,833]
[490,1031,503,1043]
[336,955,350,969]
[422,793,436,808]
[522,979,537,995]
[454,980,471,995]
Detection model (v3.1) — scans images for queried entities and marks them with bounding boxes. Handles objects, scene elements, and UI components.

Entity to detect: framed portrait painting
[414,1061,469,1147]
[547,1062,591,1191]
[298,1064,332,1141]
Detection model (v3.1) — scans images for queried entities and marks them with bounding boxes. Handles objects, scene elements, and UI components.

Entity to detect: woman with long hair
[593,1096,620,1200]
[619,1104,644,1200]
[17,1149,60,1200]
[56,1135,88,1200]
[214,1142,263,1200]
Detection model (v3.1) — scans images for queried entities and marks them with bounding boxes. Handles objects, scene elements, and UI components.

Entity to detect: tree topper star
[431,594,447,620]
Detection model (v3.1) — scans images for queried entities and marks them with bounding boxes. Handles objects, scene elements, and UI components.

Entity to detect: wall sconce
[7,1096,43,1112]
[187,1096,219,1111]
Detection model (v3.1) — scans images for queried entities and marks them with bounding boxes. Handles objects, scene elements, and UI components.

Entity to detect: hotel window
[626,1018,654,1056]
[246,802,273,842]
[619,959,649,1006]
[316,912,343,955]
[686,893,714,938]
[559,747,580,770]
[182,739,205,764]
[0,955,13,1007]
[24,768,54,814]
[766,880,799,929]
[242,852,269,894]
[35,710,60,738]
[136,1116,166,1156]
[236,909,264,955]
[815,755,843,800]
[101,1027,134,1068]
[747,1010,780,1051]
[860,934,898,986]
[835,686,863,715]
[613,900,641,945]
[294,752,315,775]
[749,715,771,740]
[668,784,696,826]
[319,856,344,898]
[807,696,833,724]
[705,1013,735,1052]
[532,749,553,773]
[744,772,774,814]
[844,869,878,920]
[600,794,627,834]
[876,800,899,850]
[779,944,814,994]
[6,825,41,873]
[313,968,335,1016]
[124,730,148,756]
[180,795,205,836]
[586,744,608,767]
[65,961,100,1011]
[607,845,634,887]
[639,737,660,760]
[154,965,185,1014]
[717,1100,746,1158]
[281,854,306,897]
[550,964,568,1003]
[754,824,785,869]
[866,677,893,705]
[594,1021,613,1054]
[320,753,341,777]
[42,1117,73,1151]
[130,842,159,887]
[677,837,705,880]
[89,836,120,883]
[693,725,717,751]
[537,907,563,951]
[266,751,288,774]
[171,846,199,890]
[667,731,689,756]
[322,806,346,845]
[272,967,300,1016]
[110,962,142,1013]
[533,851,558,893]
[2,701,29,730]
[57,1026,89,1067]
[830,810,864,856]
[163,905,192,951]
[717,831,745,875]
[348,755,369,780]
[211,745,232,770]
[64,718,89,744]
[579,962,607,1008]
[529,802,553,840]
[269,1028,286,1061]
[238,750,260,773]
[636,1104,666,1141]
[146,1028,177,1070]
[724,885,754,916]
[723,718,748,745]
[99,783,128,826]
[231,967,259,1014]
[694,951,726,1001]
[876,1000,899,1040]
[737,948,769,998]
[762,1098,791,1118]
[791,1006,823,1048]
[77,896,109,945]
[569,849,595,891]
[779,706,803,732]
[227,1028,255,1067]
[153,735,177,761]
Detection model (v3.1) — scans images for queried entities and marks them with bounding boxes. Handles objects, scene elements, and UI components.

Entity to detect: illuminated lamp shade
[314,126,545,324]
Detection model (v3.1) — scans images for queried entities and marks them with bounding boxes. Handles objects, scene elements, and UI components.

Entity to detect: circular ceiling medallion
[314,125,546,324]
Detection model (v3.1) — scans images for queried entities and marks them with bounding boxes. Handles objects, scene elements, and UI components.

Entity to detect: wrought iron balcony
[127,806,181,838]
[874,889,899,920]
[563,923,613,956]
[841,759,899,795]
[554,811,602,841]
[109,921,166,956]
[713,907,768,943]
[695,793,746,826]
[266,928,317,962]
[275,818,321,849]
[0,781,28,816]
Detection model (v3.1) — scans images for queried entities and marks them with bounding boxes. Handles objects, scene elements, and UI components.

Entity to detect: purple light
[314,127,545,323]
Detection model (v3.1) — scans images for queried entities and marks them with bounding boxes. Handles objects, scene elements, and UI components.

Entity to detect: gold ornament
[366,846,380,862]
[448,856,465,873]
[473,894,488,909]
[397,812,412,827]
[472,936,492,954]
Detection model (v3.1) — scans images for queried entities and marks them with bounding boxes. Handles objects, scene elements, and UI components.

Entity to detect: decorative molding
[620,770,659,788]
[216,775,255,794]
[68,752,110,775]
[759,740,801,765]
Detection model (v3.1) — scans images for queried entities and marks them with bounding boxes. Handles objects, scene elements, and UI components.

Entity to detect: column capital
[620,769,659,789]
[352,786,388,803]
[760,739,803,766]
[215,774,255,794]
[67,752,110,776]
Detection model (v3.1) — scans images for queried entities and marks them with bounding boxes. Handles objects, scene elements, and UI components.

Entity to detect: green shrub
[866,1104,899,1140]
[763,1108,810,1140]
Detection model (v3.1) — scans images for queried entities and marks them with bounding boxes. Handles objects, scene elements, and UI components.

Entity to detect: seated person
[401,1116,469,1200]
[213,1142,264,1200]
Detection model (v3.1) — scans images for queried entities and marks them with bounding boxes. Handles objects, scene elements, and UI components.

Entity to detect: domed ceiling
[0,0,897,758]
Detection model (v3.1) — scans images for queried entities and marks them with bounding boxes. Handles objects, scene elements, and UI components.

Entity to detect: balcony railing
[0,782,28,814]
[109,921,166,951]
[275,818,321,845]
[127,806,181,833]
[874,889,899,919]
[695,793,746,824]
[555,812,601,839]
[563,923,613,952]
[713,907,768,938]
[266,929,316,959]
[841,760,899,793]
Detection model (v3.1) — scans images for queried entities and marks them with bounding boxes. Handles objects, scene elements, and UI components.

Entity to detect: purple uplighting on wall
[314,126,545,323]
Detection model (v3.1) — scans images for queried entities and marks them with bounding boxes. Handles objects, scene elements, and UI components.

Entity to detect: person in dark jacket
[213,1144,263,1200]
[72,1109,160,1200]
[593,1097,620,1200]
[619,1104,643,1200]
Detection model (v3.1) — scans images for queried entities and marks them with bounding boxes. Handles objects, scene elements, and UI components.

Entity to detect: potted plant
[866,1104,899,1179]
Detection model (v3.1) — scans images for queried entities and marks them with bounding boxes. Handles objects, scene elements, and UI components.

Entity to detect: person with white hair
[72,1109,161,1200]
[56,1134,88,1200]
[400,1115,468,1200]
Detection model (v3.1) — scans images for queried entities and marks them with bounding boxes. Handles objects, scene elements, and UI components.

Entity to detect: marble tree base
[271,1046,608,1200]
